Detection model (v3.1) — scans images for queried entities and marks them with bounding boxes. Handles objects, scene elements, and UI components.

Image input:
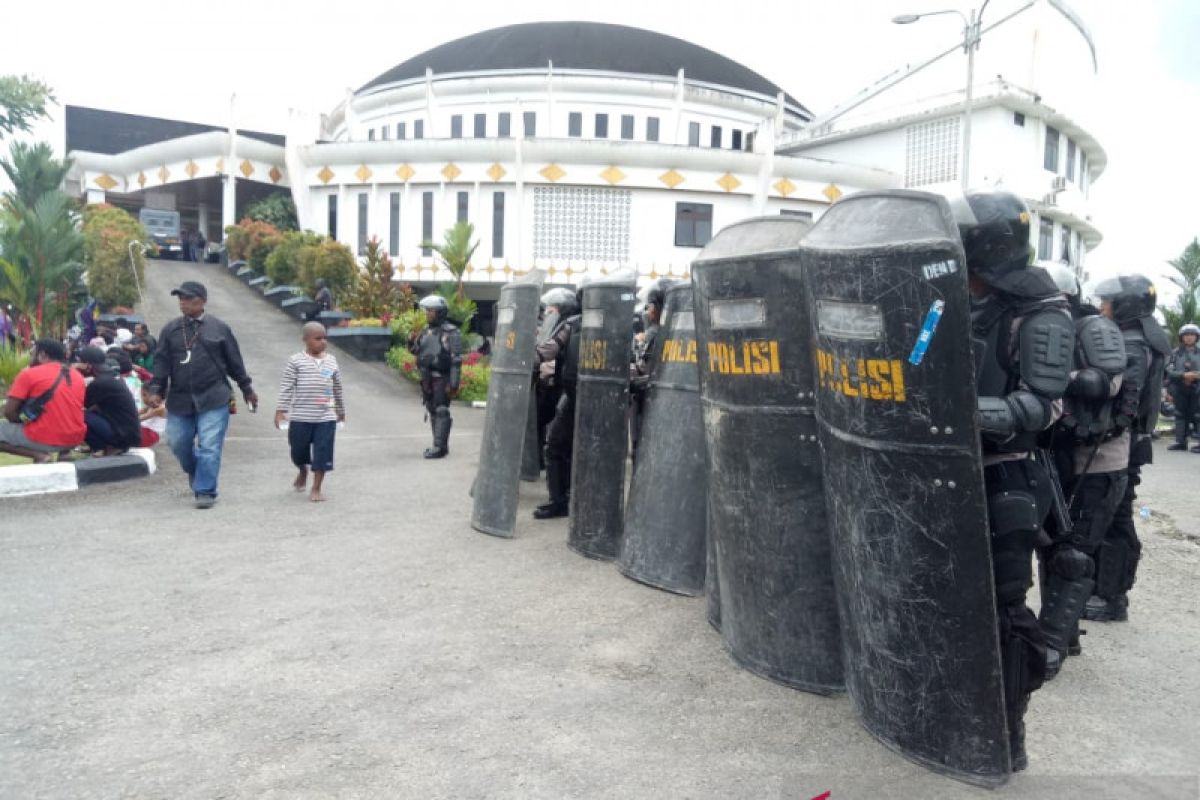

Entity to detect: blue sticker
[908,299,945,366]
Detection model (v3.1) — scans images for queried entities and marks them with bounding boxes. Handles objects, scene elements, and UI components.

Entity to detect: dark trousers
[1095,467,1142,599]
[1172,383,1199,443]
[984,458,1051,749]
[536,383,561,470]
[288,420,336,472]
[545,391,575,505]
[84,410,127,452]
[421,374,452,450]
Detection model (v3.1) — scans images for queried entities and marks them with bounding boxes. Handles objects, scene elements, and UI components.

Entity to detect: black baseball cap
[77,346,108,366]
[170,281,208,300]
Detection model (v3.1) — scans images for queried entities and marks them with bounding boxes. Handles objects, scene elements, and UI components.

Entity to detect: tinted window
[1044,125,1059,172]
[357,193,368,255]
[523,111,536,136]
[414,120,424,139]
[688,122,700,147]
[595,114,608,138]
[492,192,505,258]
[675,202,713,247]
[710,126,722,148]
[422,192,433,256]
[451,115,463,138]
[621,115,634,140]
[568,112,582,137]
[646,117,660,142]
[327,195,337,238]
[498,112,511,137]
[474,113,486,138]
[457,191,468,223]
[731,130,742,150]
[397,122,407,140]
[389,192,400,256]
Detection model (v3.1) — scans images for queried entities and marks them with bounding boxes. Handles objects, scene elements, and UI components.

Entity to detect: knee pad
[988,491,1040,604]
[1048,546,1093,581]
[434,406,451,419]
[1000,605,1047,702]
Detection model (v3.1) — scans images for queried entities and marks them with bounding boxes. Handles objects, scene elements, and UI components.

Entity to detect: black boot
[1082,593,1128,622]
[1168,441,1188,451]
[536,458,570,519]
[533,502,569,519]
[424,409,451,458]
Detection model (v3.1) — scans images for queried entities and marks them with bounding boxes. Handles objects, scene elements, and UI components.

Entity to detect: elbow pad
[1067,367,1110,401]
[978,391,1052,440]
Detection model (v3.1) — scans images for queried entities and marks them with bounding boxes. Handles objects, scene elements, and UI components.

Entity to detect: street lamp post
[894,2,990,191]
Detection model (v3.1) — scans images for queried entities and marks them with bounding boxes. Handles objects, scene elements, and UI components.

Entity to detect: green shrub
[244,193,298,231]
[457,363,490,402]
[265,231,323,285]
[82,204,147,309]
[0,342,30,392]
[345,237,414,322]
[390,308,426,345]
[297,239,356,300]
[223,218,279,264]
[434,281,476,333]
[386,345,420,383]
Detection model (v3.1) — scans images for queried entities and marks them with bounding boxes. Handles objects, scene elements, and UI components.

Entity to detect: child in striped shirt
[275,322,345,502]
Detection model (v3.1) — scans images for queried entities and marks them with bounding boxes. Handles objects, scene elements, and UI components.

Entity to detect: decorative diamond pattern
[441,163,461,181]
[185,160,199,179]
[157,165,170,183]
[137,172,147,188]
[239,160,254,178]
[539,164,565,182]
[317,166,335,184]
[355,164,373,182]
[487,163,506,182]
[215,158,225,174]
[94,174,118,191]
[533,186,631,262]
[395,164,415,182]
[773,177,796,197]
[269,166,283,184]
[823,183,843,202]
[599,166,625,185]
[659,169,684,189]
[717,172,741,192]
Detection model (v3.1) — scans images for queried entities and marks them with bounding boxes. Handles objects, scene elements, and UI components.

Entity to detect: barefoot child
[275,322,345,502]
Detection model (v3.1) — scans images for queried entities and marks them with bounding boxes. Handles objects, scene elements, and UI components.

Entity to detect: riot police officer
[1083,275,1171,622]
[956,190,1074,770]
[629,281,665,463]
[1038,264,1129,676]
[1166,323,1200,451]
[409,295,462,459]
[533,287,581,519]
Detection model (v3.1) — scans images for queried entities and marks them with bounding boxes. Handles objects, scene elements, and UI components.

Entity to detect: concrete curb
[0,448,157,499]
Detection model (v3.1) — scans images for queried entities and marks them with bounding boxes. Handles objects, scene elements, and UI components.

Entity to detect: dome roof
[357,21,807,115]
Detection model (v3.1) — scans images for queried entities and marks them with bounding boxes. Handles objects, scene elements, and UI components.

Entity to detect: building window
[710,126,722,148]
[389,192,400,257]
[327,195,337,238]
[492,192,505,258]
[780,209,814,220]
[646,117,660,142]
[1038,218,1054,261]
[367,128,375,141]
[1080,152,1088,191]
[498,112,511,137]
[523,111,536,137]
[620,114,634,140]
[422,191,433,256]
[451,115,463,138]
[675,202,713,247]
[905,117,960,187]
[398,122,407,140]
[1060,225,1071,264]
[1066,139,1077,182]
[731,130,743,150]
[414,120,424,139]
[381,125,390,140]
[474,113,486,138]
[568,112,582,137]
[456,191,469,223]
[1013,112,1025,126]
[595,113,609,138]
[688,122,700,147]
[1044,125,1060,172]
[745,132,755,152]
[357,193,368,255]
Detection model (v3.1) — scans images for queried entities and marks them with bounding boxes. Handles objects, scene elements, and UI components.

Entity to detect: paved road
[1,259,1197,799]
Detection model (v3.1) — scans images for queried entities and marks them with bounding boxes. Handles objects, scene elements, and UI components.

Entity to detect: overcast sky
[3,0,1198,297]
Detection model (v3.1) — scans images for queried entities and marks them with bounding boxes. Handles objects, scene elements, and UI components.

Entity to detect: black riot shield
[802,190,1009,785]
[692,217,843,694]
[568,274,637,560]
[470,271,544,538]
[520,384,540,481]
[618,282,707,595]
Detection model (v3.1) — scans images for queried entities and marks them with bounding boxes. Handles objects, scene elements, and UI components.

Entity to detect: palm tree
[1,141,71,209]
[421,221,478,298]
[0,191,84,337]
[1162,238,1200,342]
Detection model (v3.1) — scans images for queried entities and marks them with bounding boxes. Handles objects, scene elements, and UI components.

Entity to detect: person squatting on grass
[275,322,345,502]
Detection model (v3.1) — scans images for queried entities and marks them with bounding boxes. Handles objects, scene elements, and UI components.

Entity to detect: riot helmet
[1042,263,1079,298]
[541,287,579,317]
[419,294,449,323]
[1093,275,1157,324]
[949,190,1035,291]
[1179,323,1200,343]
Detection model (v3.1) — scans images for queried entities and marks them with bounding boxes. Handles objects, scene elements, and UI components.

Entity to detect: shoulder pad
[1139,317,1172,356]
[1020,308,1073,398]
[1076,315,1127,376]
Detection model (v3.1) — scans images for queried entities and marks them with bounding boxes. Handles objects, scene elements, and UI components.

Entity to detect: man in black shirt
[145,281,258,509]
[78,347,142,456]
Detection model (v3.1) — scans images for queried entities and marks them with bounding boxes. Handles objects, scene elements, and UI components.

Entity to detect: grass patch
[0,452,35,467]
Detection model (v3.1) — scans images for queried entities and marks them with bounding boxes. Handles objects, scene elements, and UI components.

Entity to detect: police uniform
[1165,325,1200,451]
[628,284,665,464]
[533,289,581,519]
[957,190,1075,769]
[410,297,462,458]
[1084,276,1170,622]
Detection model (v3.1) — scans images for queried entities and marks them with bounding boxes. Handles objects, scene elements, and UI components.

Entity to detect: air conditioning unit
[1052,175,1067,192]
